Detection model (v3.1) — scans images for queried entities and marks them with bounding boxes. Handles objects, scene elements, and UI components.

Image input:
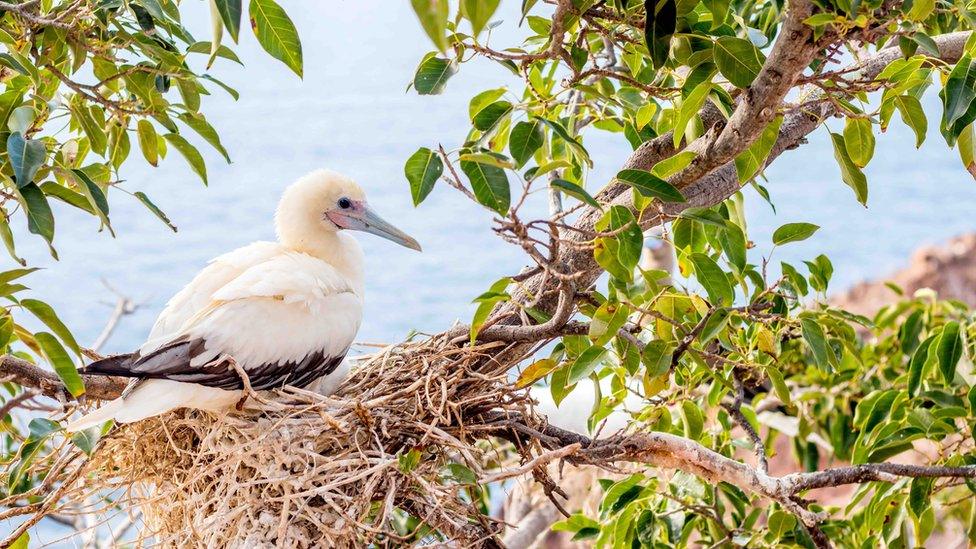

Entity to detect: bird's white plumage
[65,170,386,432]
[143,240,364,367]
[139,241,285,351]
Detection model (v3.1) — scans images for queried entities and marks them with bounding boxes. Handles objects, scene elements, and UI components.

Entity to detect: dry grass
[67,335,535,547]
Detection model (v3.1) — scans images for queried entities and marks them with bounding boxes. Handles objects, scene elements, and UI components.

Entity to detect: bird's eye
[337,197,352,210]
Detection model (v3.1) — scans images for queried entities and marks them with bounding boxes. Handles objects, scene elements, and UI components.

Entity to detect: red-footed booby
[66,169,420,432]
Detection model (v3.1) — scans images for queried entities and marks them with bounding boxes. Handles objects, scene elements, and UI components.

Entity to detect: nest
[72,335,536,547]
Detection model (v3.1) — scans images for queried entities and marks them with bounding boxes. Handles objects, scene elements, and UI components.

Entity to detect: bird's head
[276,169,421,252]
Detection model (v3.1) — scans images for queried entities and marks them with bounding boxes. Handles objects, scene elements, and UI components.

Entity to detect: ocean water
[5,1,976,545]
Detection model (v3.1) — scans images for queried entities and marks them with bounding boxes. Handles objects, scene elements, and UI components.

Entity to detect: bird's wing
[86,252,361,391]
[142,241,285,352]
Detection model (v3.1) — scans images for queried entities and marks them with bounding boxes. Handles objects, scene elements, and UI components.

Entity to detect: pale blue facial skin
[327,199,422,252]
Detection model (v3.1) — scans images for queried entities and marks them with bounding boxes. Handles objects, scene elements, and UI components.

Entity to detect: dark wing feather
[80,338,345,391]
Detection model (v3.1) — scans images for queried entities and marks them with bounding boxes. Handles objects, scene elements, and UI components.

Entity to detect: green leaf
[0,209,25,266]
[616,169,685,203]
[895,95,927,148]
[460,159,510,214]
[134,191,177,232]
[829,132,868,206]
[208,0,225,67]
[703,0,729,29]
[959,123,976,179]
[137,119,159,166]
[0,52,31,77]
[800,317,832,373]
[21,298,81,355]
[644,0,676,69]
[404,147,443,206]
[516,358,559,388]
[398,448,422,473]
[0,268,37,286]
[641,340,673,377]
[214,0,242,41]
[35,332,84,397]
[472,100,512,132]
[720,223,746,272]
[187,41,244,65]
[601,206,642,261]
[201,74,240,100]
[509,120,544,167]
[179,113,230,162]
[772,222,820,246]
[442,462,477,484]
[767,510,796,538]
[766,366,790,404]
[0,90,23,129]
[681,400,704,439]
[410,0,449,52]
[18,183,55,248]
[70,169,113,236]
[248,0,303,77]
[71,101,107,156]
[594,206,643,282]
[939,55,976,145]
[458,152,513,169]
[468,88,507,120]
[469,277,510,343]
[107,125,130,170]
[551,179,599,208]
[909,32,940,57]
[462,0,499,36]
[164,133,208,184]
[672,81,711,147]
[936,321,963,385]
[651,151,696,178]
[70,427,102,455]
[734,115,782,182]
[843,118,875,168]
[536,117,592,167]
[9,533,28,549]
[907,335,935,397]
[589,301,629,347]
[906,0,934,21]
[689,253,733,306]
[713,36,766,88]
[568,346,609,384]
[40,183,92,214]
[7,132,46,188]
[553,513,600,535]
[413,54,457,95]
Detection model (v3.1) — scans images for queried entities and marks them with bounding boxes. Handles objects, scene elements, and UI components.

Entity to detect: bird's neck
[281,232,365,295]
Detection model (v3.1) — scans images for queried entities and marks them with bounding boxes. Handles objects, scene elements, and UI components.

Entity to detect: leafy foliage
[397,0,976,546]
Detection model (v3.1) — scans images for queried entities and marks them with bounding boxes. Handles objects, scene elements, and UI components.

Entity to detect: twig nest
[73,338,529,547]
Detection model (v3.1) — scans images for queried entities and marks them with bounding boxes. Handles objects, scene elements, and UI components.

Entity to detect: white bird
[66,169,420,432]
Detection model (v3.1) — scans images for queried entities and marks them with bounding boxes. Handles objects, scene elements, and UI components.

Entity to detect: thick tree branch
[670,0,818,189]
[482,412,976,527]
[0,354,125,401]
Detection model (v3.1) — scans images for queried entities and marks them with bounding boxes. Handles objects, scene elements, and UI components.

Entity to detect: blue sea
[6,1,976,545]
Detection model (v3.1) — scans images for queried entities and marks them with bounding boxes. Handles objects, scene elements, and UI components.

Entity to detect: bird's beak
[335,204,422,251]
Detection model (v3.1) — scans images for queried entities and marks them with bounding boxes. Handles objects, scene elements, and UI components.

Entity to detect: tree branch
[482,412,976,528]
[0,354,125,401]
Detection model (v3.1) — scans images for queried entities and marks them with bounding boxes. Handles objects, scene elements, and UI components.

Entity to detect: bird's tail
[64,354,138,432]
[64,397,125,432]
[79,352,138,377]
[64,379,241,432]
